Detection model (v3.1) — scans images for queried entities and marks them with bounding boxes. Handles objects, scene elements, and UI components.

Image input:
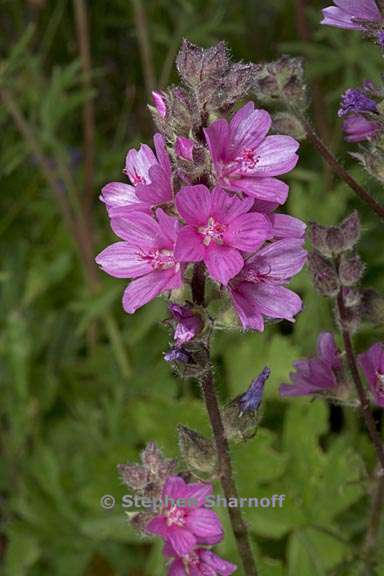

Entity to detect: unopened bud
[342,287,362,307]
[117,464,148,490]
[177,425,216,474]
[164,346,193,364]
[307,222,330,256]
[253,56,307,108]
[339,252,365,286]
[151,90,167,118]
[176,39,230,88]
[326,227,345,254]
[308,251,339,297]
[360,289,384,325]
[272,112,306,140]
[340,211,360,249]
[223,368,269,442]
[141,442,163,474]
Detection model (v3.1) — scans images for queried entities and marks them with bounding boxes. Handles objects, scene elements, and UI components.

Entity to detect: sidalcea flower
[164,544,237,576]
[169,303,203,345]
[280,332,343,397]
[146,476,223,556]
[175,185,272,285]
[95,210,182,314]
[358,342,384,407]
[321,0,382,30]
[100,133,173,216]
[204,102,299,205]
[228,239,306,331]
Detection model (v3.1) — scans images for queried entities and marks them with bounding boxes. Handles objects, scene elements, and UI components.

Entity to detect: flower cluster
[146,475,236,575]
[96,98,306,330]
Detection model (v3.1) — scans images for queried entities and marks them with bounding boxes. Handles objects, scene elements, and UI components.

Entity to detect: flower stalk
[191,263,258,576]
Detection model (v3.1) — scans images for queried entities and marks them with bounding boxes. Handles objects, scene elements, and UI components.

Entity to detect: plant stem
[362,471,384,568]
[302,117,384,220]
[191,264,258,576]
[336,291,384,470]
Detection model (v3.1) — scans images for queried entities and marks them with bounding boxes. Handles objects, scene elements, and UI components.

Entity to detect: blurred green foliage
[1,1,384,575]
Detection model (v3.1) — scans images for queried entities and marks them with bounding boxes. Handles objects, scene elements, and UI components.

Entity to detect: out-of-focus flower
[358,342,384,407]
[204,102,299,205]
[96,210,182,313]
[337,85,382,143]
[321,0,382,30]
[175,185,272,285]
[146,476,223,556]
[228,239,306,331]
[342,114,381,142]
[280,332,343,397]
[165,543,237,575]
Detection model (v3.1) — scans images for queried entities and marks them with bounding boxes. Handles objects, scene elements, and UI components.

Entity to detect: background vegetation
[1,1,384,574]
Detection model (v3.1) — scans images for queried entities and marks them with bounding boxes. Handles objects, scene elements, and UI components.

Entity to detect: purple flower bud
[358,342,384,407]
[340,211,361,249]
[239,367,270,414]
[164,346,192,364]
[308,251,340,297]
[151,90,167,118]
[325,227,345,254]
[338,89,378,117]
[168,303,203,345]
[175,136,195,161]
[339,252,365,286]
[117,464,148,490]
[176,39,230,87]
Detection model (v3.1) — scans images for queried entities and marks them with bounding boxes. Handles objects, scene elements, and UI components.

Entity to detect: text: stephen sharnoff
[118,494,286,510]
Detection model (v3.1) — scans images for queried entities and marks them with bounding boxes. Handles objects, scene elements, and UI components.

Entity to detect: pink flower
[228,239,306,331]
[321,0,382,30]
[174,185,272,285]
[95,210,182,314]
[204,102,299,205]
[164,544,237,576]
[101,133,173,217]
[358,342,384,407]
[146,476,224,556]
[280,332,343,397]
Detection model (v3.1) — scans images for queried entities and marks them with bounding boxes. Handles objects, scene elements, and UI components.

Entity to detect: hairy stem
[302,117,384,220]
[191,264,258,576]
[361,471,384,570]
[336,292,384,470]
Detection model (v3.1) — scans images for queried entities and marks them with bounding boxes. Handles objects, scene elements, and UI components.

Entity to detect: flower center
[198,217,226,246]
[141,248,177,271]
[234,147,260,173]
[130,168,148,186]
[166,505,186,527]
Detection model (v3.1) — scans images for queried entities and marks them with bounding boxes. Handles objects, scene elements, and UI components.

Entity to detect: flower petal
[252,135,299,177]
[167,526,197,556]
[224,213,272,251]
[210,186,254,224]
[229,107,272,155]
[174,225,205,262]
[176,185,212,225]
[163,476,187,500]
[168,558,186,576]
[248,283,303,322]
[122,269,181,314]
[229,283,265,331]
[185,508,224,543]
[110,212,160,247]
[95,242,152,278]
[136,165,173,205]
[205,244,244,285]
[229,177,289,204]
[269,213,306,239]
[199,550,238,575]
[248,238,307,280]
[204,119,230,165]
[100,182,138,208]
[182,483,213,506]
[125,144,157,185]
[146,515,168,537]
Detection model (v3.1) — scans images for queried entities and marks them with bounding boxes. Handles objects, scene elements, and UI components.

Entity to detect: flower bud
[141,442,165,475]
[272,112,306,140]
[151,90,167,118]
[359,288,384,325]
[117,464,148,490]
[326,227,345,254]
[223,367,269,442]
[339,252,365,286]
[340,211,360,249]
[308,251,340,297]
[168,303,203,345]
[342,287,361,307]
[164,346,193,364]
[252,56,307,108]
[177,425,216,474]
[176,40,230,87]
[307,222,330,256]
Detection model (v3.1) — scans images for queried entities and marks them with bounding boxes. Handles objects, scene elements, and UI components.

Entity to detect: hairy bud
[308,251,340,297]
[272,112,306,139]
[340,211,361,249]
[176,39,230,88]
[177,425,216,474]
[253,56,307,108]
[339,252,365,286]
[326,227,345,254]
[117,464,148,490]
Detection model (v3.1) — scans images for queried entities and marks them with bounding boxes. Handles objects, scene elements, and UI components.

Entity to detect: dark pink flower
[95,210,182,314]
[174,185,272,285]
[204,102,299,205]
[146,476,223,556]
[228,239,306,331]
[358,342,384,407]
[321,0,382,30]
[164,544,237,576]
[101,133,173,217]
[280,332,343,396]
